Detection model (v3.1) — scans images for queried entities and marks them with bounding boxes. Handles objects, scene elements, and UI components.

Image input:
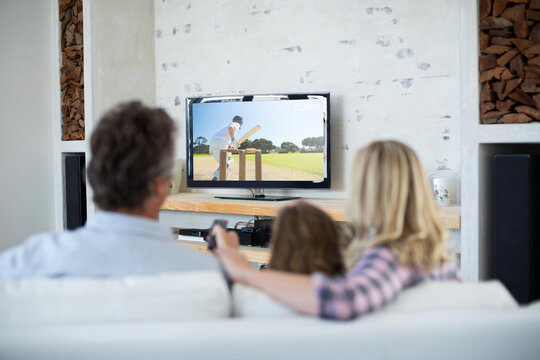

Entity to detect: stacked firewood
[480,0,540,124]
[60,0,84,140]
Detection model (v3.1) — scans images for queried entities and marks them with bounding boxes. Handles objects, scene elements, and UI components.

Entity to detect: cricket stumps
[219,148,262,181]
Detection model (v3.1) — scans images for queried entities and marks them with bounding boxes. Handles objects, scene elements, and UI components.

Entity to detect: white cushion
[384,280,518,313]
[0,270,230,326]
[526,300,540,311]
[233,280,518,318]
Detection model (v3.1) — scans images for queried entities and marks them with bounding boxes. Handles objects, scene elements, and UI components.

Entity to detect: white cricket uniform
[209,122,240,179]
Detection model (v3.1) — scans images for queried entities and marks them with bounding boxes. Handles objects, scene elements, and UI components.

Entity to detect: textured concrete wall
[91,0,156,122]
[155,0,461,197]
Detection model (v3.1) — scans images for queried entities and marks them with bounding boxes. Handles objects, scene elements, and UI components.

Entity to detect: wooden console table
[162,192,461,230]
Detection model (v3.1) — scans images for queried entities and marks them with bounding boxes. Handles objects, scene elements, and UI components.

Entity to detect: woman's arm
[211,226,318,316]
[211,227,407,320]
[241,266,318,316]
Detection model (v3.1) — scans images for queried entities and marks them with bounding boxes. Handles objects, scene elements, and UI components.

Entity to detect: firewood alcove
[59,0,84,140]
[480,0,540,124]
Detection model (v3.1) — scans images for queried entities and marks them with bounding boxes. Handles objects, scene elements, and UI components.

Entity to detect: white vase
[429,165,459,207]
[432,177,452,206]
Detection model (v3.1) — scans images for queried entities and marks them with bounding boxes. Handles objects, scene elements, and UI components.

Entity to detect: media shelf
[161,193,461,230]
[176,239,271,264]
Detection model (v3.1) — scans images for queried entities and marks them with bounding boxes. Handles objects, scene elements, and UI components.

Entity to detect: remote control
[207,219,228,250]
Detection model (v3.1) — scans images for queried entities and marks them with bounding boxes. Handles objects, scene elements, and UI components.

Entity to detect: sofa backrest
[0,274,520,326]
[385,280,518,312]
[232,280,518,318]
[0,270,230,326]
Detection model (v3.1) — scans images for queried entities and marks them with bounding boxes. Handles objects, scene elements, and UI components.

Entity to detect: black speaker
[235,228,255,246]
[64,153,87,230]
[493,154,540,304]
[253,219,273,247]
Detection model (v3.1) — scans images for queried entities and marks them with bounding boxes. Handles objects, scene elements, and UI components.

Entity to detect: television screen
[186,93,330,189]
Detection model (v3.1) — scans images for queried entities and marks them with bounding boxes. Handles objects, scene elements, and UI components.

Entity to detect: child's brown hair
[268,201,345,276]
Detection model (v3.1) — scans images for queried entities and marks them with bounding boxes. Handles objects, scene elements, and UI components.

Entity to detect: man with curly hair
[0,101,217,278]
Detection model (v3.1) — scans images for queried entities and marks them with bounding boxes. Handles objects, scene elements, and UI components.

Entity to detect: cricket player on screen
[209,115,243,180]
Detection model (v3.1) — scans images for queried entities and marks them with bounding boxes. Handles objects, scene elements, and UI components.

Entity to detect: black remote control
[207,219,228,250]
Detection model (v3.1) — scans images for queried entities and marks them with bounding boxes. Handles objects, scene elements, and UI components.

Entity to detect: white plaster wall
[0,0,56,250]
[85,0,155,218]
[154,0,461,197]
[91,0,156,123]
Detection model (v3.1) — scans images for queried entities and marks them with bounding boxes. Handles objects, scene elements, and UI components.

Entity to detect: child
[268,201,345,276]
[211,140,460,320]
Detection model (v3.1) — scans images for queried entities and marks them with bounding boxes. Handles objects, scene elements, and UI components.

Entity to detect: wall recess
[59,0,85,140]
[479,0,540,124]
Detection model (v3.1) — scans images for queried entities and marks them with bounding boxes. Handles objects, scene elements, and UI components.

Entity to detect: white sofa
[1,271,539,360]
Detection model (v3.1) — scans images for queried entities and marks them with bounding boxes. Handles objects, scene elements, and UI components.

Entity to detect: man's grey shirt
[0,211,218,279]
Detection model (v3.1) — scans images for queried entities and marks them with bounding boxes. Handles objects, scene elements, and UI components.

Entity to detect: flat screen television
[185,93,330,200]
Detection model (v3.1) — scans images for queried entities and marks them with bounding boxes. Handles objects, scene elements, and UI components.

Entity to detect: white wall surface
[155,0,461,197]
[0,0,57,250]
[90,0,156,122]
[82,0,155,220]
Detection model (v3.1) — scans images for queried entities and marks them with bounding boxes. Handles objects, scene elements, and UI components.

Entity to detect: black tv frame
[185,92,331,195]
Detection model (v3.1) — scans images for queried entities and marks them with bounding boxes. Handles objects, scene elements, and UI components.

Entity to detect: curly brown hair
[87,101,176,211]
[269,201,345,276]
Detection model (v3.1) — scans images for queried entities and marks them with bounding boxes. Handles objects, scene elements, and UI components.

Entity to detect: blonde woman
[211,140,459,320]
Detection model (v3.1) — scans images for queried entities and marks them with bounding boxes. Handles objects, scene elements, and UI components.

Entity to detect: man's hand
[230,140,240,149]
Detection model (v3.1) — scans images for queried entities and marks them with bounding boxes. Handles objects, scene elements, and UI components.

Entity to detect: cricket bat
[237,125,261,145]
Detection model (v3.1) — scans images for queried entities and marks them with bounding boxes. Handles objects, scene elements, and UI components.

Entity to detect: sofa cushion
[527,300,540,311]
[233,280,518,318]
[0,270,230,326]
[2,311,540,360]
[383,280,518,313]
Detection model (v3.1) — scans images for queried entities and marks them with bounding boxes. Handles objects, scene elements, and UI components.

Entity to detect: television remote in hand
[207,219,228,250]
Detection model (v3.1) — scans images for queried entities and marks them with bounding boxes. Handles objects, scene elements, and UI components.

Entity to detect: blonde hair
[269,201,345,276]
[345,140,449,270]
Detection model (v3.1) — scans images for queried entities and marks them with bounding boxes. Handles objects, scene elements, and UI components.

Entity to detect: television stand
[214,189,300,202]
[161,193,461,229]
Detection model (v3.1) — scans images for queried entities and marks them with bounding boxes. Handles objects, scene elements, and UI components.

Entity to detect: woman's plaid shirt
[312,246,460,320]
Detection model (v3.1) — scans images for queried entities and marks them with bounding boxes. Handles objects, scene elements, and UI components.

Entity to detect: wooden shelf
[162,192,461,230]
[176,239,271,263]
